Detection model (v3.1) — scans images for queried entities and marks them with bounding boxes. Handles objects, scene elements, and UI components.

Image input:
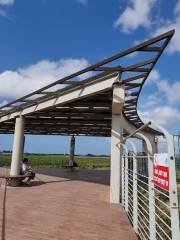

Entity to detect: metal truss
[0,30,175,136]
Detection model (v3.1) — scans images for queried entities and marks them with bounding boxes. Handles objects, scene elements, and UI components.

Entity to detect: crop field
[0,154,110,169]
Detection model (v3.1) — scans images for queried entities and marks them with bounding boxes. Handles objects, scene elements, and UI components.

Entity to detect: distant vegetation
[0,153,110,169]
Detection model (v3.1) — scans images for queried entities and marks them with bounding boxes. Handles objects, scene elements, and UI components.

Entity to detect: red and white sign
[153,153,169,191]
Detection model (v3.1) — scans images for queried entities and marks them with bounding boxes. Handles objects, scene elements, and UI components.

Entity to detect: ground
[0,168,137,240]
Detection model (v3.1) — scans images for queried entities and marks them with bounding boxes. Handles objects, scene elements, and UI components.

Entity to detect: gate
[121,123,180,240]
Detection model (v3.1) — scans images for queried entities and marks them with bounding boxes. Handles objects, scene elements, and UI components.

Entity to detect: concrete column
[110,82,124,203]
[10,116,25,176]
[69,135,75,167]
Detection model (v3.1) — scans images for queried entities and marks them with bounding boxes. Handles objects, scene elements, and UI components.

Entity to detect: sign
[153,153,169,191]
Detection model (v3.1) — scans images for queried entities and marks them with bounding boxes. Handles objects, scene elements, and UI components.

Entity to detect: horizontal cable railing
[122,153,174,240]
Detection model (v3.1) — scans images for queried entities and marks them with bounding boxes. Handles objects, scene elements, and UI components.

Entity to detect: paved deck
[0,168,137,240]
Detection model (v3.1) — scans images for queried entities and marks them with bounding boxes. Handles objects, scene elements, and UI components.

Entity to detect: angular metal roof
[0,30,174,136]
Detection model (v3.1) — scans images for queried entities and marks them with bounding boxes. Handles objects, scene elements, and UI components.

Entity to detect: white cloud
[156,80,180,103]
[139,69,180,128]
[114,0,156,33]
[76,0,88,6]
[0,0,14,5]
[139,106,180,127]
[152,0,180,53]
[153,19,180,53]
[0,58,90,99]
[0,0,14,17]
[147,69,180,103]
[146,94,158,107]
[147,69,160,84]
[174,0,180,15]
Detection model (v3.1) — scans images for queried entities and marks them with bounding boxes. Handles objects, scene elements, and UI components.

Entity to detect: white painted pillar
[110,82,125,203]
[10,116,25,176]
[69,135,75,166]
[121,144,128,207]
[132,152,138,234]
[124,151,128,211]
[137,132,156,240]
[126,139,138,234]
[121,154,125,206]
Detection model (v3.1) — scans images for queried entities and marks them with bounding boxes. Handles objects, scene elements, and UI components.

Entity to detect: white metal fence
[121,123,180,240]
[122,153,173,239]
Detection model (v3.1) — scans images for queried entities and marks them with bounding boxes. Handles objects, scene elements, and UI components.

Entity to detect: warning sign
[153,153,169,191]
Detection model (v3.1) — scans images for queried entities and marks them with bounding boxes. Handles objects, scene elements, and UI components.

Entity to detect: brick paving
[0,168,137,240]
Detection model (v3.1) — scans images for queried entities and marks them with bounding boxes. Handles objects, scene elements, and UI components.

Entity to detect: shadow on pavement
[35,168,110,186]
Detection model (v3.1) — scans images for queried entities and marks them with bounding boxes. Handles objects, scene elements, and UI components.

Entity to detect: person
[68,159,78,168]
[21,158,35,184]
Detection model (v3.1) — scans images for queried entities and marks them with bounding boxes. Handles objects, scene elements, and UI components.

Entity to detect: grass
[0,154,110,169]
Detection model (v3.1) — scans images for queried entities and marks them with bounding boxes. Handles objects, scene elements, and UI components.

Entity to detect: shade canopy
[0,30,174,136]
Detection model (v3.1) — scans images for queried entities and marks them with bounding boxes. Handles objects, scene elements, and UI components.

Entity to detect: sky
[0,0,179,154]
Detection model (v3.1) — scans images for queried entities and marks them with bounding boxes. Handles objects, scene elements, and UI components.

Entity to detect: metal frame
[151,122,180,240]
[0,30,175,136]
[122,124,180,240]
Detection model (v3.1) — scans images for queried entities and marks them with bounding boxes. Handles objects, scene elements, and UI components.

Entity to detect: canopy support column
[10,116,25,177]
[69,135,75,167]
[110,80,124,203]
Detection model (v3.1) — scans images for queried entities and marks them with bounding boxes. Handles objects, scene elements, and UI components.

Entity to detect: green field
[0,154,110,169]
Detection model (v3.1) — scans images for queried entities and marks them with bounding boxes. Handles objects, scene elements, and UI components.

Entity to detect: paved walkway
[0,169,137,240]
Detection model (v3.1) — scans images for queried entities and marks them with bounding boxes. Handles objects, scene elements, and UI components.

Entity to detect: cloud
[76,0,88,6]
[156,80,180,103]
[0,58,90,100]
[0,0,14,17]
[146,94,158,107]
[174,0,180,15]
[114,0,180,53]
[147,69,180,103]
[0,0,14,5]
[139,68,180,128]
[139,106,180,127]
[114,0,156,33]
[153,19,180,54]
[147,69,160,84]
[152,0,180,53]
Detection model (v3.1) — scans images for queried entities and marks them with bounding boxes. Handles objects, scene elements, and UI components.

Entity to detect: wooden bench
[0,174,34,186]
[0,175,27,179]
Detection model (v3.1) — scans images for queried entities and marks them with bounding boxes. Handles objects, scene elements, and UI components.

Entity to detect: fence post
[124,153,128,212]
[122,154,125,206]
[119,144,128,206]
[168,134,180,240]
[132,152,138,234]
[126,139,138,234]
[151,122,180,240]
[136,132,156,240]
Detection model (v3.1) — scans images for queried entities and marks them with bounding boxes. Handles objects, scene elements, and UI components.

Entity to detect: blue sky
[0,0,179,154]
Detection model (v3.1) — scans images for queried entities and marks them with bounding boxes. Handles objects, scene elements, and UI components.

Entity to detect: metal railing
[122,153,174,240]
[175,155,180,218]
[121,122,180,240]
